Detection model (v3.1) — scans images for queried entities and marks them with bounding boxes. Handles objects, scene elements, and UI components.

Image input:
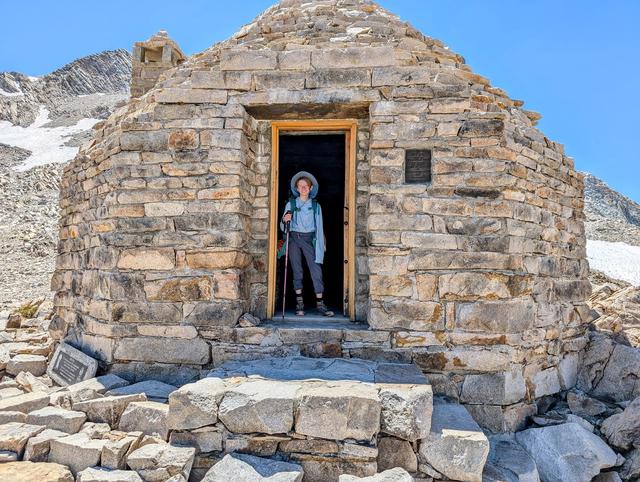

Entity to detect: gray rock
[77,467,144,482]
[23,428,68,461]
[101,434,141,470]
[377,436,417,473]
[566,390,608,418]
[169,426,223,453]
[168,378,226,430]
[295,381,380,441]
[418,398,489,482]
[126,443,196,481]
[48,432,109,476]
[461,370,526,405]
[64,375,130,394]
[600,396,640,450]
[482,434,539,482]
[565,414,594,433]
[591,472,622,482]
[26,406,86,433]
[218,379,298,434]
[338,467,413,481]
[6,354,47,377]
[118,401,169,439]
[620,448,640,480]
[515,423,617,482]
[378,384,432,441]
[0,387,25,399]
[202,453,303,481]
[73,393,147,426]
[0,411,26,424]
[0,391,50,412]
[15,371,51,393]
[107,380,176,402]
[0,422,45,454]
[590,344,640,402]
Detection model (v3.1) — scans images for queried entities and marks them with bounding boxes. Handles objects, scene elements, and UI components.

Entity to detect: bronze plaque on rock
[405,149,432,184]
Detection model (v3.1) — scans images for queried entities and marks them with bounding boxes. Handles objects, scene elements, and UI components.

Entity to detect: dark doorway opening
[276,133,345,317]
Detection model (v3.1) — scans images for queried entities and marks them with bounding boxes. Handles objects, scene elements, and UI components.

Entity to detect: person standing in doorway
[281,171,334,317]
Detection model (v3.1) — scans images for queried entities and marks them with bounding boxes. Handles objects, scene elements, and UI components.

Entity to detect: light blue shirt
[280,197,326,264]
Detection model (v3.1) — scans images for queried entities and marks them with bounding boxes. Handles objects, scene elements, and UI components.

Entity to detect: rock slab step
[0,421,45,455]
[118,401,169,439]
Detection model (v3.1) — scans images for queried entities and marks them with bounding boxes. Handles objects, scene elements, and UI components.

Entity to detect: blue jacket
[280,198,326,264]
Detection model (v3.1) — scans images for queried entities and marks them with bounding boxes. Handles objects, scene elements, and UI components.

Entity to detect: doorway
[267,120,357,320]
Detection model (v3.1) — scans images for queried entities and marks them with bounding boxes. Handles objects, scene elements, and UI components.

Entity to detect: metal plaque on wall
[404,149,432,184]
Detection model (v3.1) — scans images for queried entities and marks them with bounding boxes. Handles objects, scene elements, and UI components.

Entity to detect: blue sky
[1,1,639,202]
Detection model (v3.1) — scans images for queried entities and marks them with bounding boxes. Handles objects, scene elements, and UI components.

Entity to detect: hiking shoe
[317,300,334,317]
[295,296,305,316]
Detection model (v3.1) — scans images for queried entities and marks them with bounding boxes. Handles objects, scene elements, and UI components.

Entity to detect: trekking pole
[281,217,291,320]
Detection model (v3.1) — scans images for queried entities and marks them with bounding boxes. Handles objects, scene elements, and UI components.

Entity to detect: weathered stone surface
[377,436,417,473]
[169,426,223,453]
[0,422,45,454]
[6,354,47,376]
[168,378,226,430]
[126,443,196,482]
[295,381,380,441]
[419,398,489,482]
[202,453,303,481]
[0,461,74,482]
[591,472,622,482]
[49,432,109,475]
[77,467,144,482]
[114,337,210,364]
[515,423,616,482]
[600,396,640,450]
[118,401,169,439]
[590,343,640,402]
[455,301,535,333]
[530,367,562,398]
[0,411,26,424]
[23,428,68,462]
[291,454,376,481]
[339,467,413,481]
[0,450,18,461]
[465,402,536,434]
[62,375,130,395]
[218,379,298,434]
[26,406,86,434]
[461,369,526,405]
[378,384,432,441]
[117,248,175,270]
[73,393,147,427]
[107,380,176,402]
[224,433,284,456]
[566,390,608,418]
[101,433,141,470]
[482,434,539,482]
[620,448,640,481]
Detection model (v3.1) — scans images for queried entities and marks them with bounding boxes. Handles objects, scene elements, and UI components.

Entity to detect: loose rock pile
[0,318,639,481]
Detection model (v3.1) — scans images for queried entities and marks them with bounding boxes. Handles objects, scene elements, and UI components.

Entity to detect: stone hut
[52,0,590,431]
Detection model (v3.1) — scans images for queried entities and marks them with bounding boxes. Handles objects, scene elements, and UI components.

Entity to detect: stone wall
[52,0,590,419]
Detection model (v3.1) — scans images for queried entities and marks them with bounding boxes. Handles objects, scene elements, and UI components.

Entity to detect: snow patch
[0,106,100,171]
[587,239,640,286]
[0,87,24,97]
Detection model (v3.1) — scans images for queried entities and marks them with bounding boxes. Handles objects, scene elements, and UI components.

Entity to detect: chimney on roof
[130,30,186,98]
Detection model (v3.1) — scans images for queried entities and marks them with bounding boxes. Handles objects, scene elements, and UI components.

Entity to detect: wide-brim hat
[290,171,319,198]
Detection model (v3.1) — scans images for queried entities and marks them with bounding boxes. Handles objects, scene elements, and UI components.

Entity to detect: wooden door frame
[267,120,357,320]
